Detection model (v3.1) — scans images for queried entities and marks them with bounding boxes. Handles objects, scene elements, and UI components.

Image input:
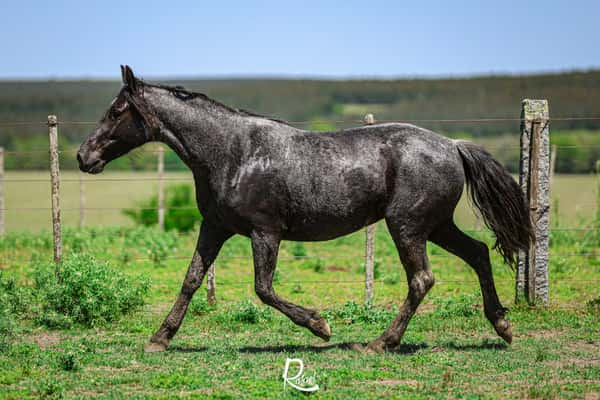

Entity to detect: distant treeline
[1,70,599,173]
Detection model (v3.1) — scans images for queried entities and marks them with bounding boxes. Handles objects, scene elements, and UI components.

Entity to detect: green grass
[0,221,598,398]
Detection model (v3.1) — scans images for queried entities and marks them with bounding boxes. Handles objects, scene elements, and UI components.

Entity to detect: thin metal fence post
[0,147,4,236]
[48,115,62,263]
[516,100,550,305]
[157,146,165,230]
[363,113,376,304]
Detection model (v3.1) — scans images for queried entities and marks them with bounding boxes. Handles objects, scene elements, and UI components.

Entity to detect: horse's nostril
[77,152,83,165]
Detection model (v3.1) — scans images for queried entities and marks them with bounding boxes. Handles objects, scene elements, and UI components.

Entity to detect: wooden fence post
[79,171,86,228]
[0,147,4,236]
[157,146,165,231]
[48,115,62,263]
[363,113,376,304]
[516,100,550,305]
[549,144,557,189]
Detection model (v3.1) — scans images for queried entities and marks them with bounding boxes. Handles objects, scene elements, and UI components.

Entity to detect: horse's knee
[254,283,275,304]
[410,270,435,297]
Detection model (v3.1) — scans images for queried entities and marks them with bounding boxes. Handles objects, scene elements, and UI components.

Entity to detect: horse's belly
[283,189,387,241]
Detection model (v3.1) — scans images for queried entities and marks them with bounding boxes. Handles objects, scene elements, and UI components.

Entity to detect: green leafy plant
[433,293,479,318]
[312,259,324,273]
[290,242,307,257]
[219,299,273,324]
[123,184,202,232]
[121,226,178,267]
[189,294,214,316]
[32,254,150,328]
[322,301,394,325]
[383,271,401,285]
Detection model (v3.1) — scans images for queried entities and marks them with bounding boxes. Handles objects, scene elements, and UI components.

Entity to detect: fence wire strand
[2,115,600,128]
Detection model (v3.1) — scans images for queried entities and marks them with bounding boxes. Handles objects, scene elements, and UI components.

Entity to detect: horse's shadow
[169,342,428,355]
[168,339,507,354]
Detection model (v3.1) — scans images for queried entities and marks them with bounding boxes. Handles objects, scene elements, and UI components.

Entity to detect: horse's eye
[109,108,120,120]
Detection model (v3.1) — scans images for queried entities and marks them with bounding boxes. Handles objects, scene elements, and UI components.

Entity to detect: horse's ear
[123,65,138,92]
[120,65,126,84]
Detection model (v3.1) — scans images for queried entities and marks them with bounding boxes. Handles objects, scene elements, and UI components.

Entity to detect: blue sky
[2,0,599,79]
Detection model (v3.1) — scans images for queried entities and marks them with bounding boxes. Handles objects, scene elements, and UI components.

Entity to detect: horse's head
[78,65,160,174]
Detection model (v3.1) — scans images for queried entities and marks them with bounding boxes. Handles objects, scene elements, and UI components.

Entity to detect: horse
[78,66,533,353]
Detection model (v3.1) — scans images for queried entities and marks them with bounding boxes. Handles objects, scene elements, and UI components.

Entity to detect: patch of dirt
[517,329,566,339]
[89,362,162,373]
[544,340,600,369]
[371,379,419,387]
[326,265,348,272]
[566,340,599,353]
[416,303,435,314]
[546,359,600,369]
[29,332,62,349]
[178,388,214,396]
[585,391,600,400]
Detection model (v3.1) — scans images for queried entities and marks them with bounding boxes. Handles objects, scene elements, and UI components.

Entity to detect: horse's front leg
[251,230,331,341]
[145,221,232,353]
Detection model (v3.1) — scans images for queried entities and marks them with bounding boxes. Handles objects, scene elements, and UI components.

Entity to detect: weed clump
[32,253,150,328]
[586,297,600,316]
[323,301,394,325]
[0,273,32,350]
[120,226,178,267]
[189,294,215,316]
[217,299,273,324]
[433,293,479,318]
[290,242,307,257]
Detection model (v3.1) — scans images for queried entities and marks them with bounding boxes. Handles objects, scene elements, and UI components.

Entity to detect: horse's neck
[145,87,239,169]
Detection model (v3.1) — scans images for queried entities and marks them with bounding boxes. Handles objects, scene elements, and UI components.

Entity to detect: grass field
[0,170,599,399]
[2,171,598,232]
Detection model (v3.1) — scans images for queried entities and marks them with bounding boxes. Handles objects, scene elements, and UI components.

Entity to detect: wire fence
[0,113,598,310]
[2,115,600,127]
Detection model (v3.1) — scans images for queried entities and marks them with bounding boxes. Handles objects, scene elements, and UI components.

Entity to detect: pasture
[2,171,597,231]
[0,172,598,399]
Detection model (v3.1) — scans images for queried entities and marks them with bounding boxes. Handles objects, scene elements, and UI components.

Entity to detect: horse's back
[278,123,465,239]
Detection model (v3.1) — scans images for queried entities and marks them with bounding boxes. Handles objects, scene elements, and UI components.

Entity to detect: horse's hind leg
[429,221,512,343]
[251,230,331,341]
[364,223,434,353]
[145,221,232,352]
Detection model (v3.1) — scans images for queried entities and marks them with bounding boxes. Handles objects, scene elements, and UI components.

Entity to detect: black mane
[143,80,291,126]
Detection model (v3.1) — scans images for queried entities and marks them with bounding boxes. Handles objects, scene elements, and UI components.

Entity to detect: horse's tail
[454,140,534,268]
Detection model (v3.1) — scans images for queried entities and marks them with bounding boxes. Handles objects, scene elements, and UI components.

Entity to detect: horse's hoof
[494,319,513,344]
[144,341,168,353]
[366,340,386,354]
[352,341,385,354]
[308,317,331,341]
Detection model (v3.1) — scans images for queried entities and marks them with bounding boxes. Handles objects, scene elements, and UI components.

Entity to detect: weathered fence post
[363,113,376,304]
[0,147,4,236]
[48,115,62,263]
[549,144,557,188]
[157,146,165,230]
[516,100,550,305]
[79,171,86,228]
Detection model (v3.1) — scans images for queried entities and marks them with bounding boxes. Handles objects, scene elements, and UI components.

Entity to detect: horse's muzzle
[77,150,105,174]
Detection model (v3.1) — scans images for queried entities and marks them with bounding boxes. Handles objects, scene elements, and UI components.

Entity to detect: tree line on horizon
[0,70,598,173]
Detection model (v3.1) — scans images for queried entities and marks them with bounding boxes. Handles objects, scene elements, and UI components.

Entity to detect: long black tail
[455,140,534,268]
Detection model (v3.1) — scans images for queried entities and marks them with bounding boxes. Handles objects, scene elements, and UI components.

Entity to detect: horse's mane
[141,80,291,126]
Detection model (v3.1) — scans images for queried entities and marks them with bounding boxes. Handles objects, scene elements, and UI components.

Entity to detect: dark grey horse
[78,66,533,353]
